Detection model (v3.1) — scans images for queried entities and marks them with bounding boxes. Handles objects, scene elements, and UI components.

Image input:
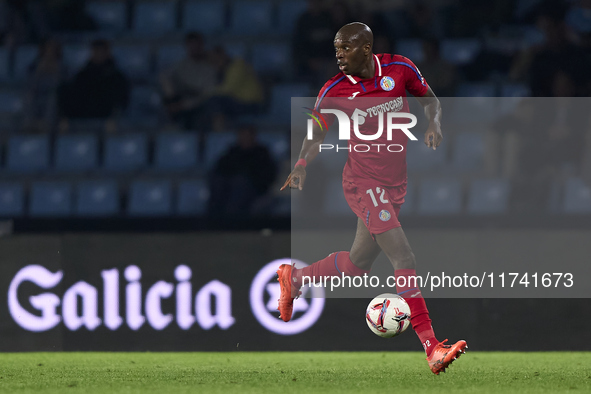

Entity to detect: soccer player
[278,22,467,375]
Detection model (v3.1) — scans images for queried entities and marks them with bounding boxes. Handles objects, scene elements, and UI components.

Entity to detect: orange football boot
[276,263,301,322]
[426,339,468,375]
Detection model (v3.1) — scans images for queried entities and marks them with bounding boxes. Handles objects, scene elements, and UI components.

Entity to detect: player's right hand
[280,165,307,191]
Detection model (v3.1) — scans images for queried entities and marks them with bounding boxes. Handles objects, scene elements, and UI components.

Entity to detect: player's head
[334,22,373,76]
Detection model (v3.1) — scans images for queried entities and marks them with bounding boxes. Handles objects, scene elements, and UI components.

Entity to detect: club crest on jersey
[380,76,395,91]
[379,210,391,221]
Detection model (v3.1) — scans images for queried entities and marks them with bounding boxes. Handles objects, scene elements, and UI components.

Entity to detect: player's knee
[351,256,373,271]
[394,251,416,270]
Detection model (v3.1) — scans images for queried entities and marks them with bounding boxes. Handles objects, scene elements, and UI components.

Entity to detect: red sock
[294,252,369,287]
[395,269,439,356]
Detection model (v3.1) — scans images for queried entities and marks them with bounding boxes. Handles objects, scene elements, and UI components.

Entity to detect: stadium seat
[6,135,50,173]
[133,1,177,35]
[54,134,99,172]
[86,1,127,32]
[251,43,290,74]
[156,44,185,72]
[230,1,273,35]
[204,132,237,169]
[266,83,311,124]
[128,180,173,216]
[276,1,307,35]
[13,45,38,81]
[177,179,210,215]
[29,181,73,217]
[0,48,9,81]
[406,139,448,172]
[0,182,25,217]
[451,132,485,171]
[103,133,148,172]
[417,179,462,215]
[76,180,119,216]
[129,85,161,120]
[183,1,225,34]
[396,39,424,64]
[324,178,350,215]
[441,38,482,65]
[467,178,510,214]
[154,133,198,170]
[112,45,151,81]
[0,91,24,115]
[63,45,90,74]
[257,131,288,163]
[563,178,591,214]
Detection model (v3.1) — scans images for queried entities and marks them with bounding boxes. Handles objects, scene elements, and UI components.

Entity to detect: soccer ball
[365,293,411,338]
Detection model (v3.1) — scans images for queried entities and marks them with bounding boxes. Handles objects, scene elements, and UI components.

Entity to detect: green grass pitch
[0,352,589,393]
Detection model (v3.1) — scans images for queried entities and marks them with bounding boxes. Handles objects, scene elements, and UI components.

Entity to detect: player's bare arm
[280,121,328,191]
[415,87,443,150]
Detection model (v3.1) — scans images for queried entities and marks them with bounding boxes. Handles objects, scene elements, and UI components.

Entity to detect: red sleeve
[400,56,429,97]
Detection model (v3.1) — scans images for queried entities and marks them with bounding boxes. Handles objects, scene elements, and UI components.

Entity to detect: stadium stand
[76,180,120,216]
[54,134,99,172]
[128,180,173,216]
[417,179,463,215]
[103,133,149,172]
[183,1,226,35]
[467,178,511,214]
[0,182,25,217]
[6,135,50,173]
[29,181,73,217]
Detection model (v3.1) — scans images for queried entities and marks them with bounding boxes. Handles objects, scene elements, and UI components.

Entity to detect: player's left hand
[424,122,443,150]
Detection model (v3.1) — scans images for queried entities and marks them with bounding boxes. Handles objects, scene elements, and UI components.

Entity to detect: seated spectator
[416,37,457,97]
[204,46,264,131]
[510,4,591,96]
[498,70,589,211]
[24,38,67,133]
[208,126,277,216]
[160,32,217,131]
[58,39,129,133]
[292,0,336,85]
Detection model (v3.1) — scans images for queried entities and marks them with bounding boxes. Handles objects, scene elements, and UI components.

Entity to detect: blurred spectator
[58,39,129,133]
[498,71,589,211]
[510,4,591,96]
[405,2,445,39]
[24,38,67,133]
[160,32,217,131]
[204,46,264,131]
[416,37,457,96]
[208,125,277,216]
[292,0,336,84]
[0,0,29,46]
